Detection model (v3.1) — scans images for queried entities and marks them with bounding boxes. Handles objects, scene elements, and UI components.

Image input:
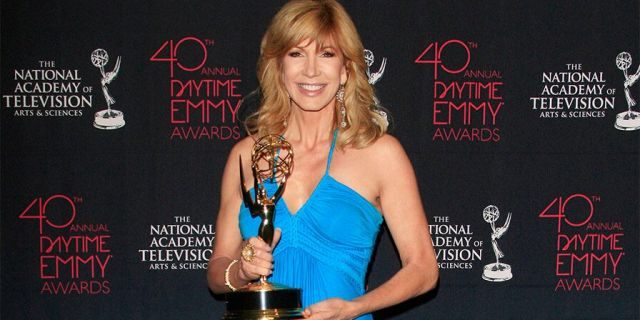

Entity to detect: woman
[207,1,438,319]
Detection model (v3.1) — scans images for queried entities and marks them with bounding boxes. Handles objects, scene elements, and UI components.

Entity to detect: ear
[340,63,348,84]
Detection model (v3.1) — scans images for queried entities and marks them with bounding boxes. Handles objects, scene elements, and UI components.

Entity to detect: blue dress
[239,131,383,320]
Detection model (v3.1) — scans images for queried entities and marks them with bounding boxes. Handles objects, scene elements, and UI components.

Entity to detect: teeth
[299,84,323,91]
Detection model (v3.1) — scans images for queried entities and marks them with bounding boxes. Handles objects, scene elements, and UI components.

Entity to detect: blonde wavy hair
[245,0,387,149]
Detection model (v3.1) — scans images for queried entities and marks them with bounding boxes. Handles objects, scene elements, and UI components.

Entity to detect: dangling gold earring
[336,84,346,128]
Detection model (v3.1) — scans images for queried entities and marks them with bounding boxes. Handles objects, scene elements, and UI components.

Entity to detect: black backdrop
[2,1,639,319]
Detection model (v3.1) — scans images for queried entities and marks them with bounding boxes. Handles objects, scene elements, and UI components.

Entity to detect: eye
[287,50,303,57]
[321,50,336,58]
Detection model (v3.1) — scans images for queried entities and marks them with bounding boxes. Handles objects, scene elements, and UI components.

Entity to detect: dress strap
[325,130,338,174]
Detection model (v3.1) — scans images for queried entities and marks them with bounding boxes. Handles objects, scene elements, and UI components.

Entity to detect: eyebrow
[291,45,337,51]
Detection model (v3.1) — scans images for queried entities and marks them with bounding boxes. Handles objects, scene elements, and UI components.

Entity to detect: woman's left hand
[302,298,357,320]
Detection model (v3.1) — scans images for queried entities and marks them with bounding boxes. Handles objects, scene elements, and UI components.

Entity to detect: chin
[291,96,335,112]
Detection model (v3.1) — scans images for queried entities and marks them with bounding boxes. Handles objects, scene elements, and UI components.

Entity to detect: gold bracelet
[224,259,239,292]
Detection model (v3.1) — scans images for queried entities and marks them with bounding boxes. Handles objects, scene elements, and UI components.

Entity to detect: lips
[298,83,326,93]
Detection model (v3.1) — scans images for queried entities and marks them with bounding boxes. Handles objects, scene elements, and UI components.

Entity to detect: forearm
[350,261,438,317]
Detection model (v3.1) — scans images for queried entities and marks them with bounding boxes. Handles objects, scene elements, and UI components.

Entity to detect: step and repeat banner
[2,1,638,319]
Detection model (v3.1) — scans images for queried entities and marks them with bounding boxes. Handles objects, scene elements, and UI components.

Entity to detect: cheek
[281,68,297,90]
[281,58,297,79]
[334,57,347,82]
[328,62,346,81]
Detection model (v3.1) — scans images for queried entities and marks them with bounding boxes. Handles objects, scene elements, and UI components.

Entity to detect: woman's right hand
[237,229,281,282]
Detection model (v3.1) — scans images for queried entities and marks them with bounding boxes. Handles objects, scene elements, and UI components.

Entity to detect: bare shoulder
[339,134,413,199]
[221,136,256,185]
[229,136,255,159]
[225,136,264,191]
[359,134,410,167]
[367,134,405,152]
[227,136,260,168]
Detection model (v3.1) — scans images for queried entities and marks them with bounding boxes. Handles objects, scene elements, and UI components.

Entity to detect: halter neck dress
[239,131,383,320]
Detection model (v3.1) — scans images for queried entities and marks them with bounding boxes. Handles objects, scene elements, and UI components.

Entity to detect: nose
[303,56,319,77]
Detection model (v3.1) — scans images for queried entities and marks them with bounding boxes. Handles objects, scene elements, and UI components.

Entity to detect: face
[282,38,348,112]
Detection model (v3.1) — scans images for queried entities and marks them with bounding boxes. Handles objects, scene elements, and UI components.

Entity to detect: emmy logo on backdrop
[482,205,513,282]
[364,48,389,125]
[224,135,302,320]
[91,48,125,129]
[614,51,640,131]
[364,49,387,85]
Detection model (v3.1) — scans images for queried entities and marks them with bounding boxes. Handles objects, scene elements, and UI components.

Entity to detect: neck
[284,101,336,148]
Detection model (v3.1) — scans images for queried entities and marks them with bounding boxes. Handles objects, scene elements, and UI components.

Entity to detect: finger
[302,300,337,320]
[249,252,274,271]
[239,259,273,280]
[241,244,274,270]
[248,264,273,277]
[248,240,274,263]
[237,260,259,282]
[302,311,324,320]
[271,228,282,249]
[303,304,320,317]
[249,236,272,252]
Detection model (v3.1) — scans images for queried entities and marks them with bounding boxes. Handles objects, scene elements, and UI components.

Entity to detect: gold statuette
[223,135,302,320]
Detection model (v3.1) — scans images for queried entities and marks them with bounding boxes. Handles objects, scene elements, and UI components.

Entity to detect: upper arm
[211,138,253,261]
[374,135,435,266]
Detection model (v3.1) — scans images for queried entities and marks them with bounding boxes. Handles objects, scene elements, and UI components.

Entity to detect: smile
[298,83,326,91]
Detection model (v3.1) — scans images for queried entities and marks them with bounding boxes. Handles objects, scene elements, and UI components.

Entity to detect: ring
[241,242,255,262]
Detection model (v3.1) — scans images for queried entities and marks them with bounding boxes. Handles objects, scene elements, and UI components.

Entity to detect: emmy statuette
[482,205,513,282]
[91,48,125,130]
[614,52,640,131]
[223,135,302,320]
